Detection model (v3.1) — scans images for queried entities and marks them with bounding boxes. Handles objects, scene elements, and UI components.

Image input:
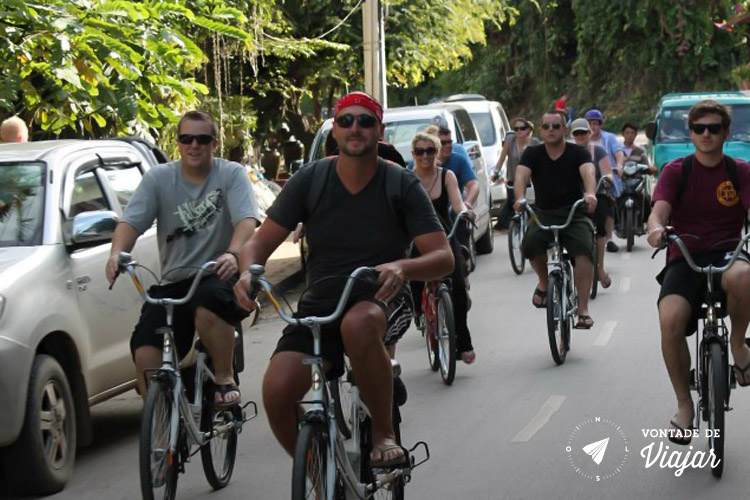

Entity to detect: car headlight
[0,295,5,321]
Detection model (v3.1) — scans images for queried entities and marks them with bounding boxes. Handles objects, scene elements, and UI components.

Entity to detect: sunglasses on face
[513,125,530,132]
[335,113,378,128]
[413,147,437,157]
[178,134,214,145]
[690,123,723,135]
[440,139,453,145]
[572,130,589,137]
[541,122,562,130]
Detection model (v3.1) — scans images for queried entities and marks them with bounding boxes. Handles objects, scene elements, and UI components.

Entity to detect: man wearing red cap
[235,92,453,467]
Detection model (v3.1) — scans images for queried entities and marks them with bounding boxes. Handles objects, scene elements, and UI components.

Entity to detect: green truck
[645,91,750,174]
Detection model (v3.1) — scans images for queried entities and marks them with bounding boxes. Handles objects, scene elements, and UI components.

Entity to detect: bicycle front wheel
[546,273,567,365]
[291,422,329,500]
[140,380,179,500]
[508,218,525,275]
[437,287,457,385]
[707,342,726,478]
[200,394,239,489]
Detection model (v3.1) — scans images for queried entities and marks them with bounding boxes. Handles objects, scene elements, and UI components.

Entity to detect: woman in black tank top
[410,132,476,363]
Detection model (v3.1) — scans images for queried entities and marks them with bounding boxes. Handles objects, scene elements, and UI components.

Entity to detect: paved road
[19,231,750,500]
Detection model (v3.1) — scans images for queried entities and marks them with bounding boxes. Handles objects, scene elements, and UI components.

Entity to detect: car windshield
[658,104,750,143]
[468,112,496,146]
[383,118,436,162]
[0,162,46,247]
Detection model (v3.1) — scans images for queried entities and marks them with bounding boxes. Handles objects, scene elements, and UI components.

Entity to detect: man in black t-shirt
[234,92,452,467]
[513,111,598,329]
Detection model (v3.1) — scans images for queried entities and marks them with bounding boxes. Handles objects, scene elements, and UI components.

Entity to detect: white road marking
[510,395,566,443]
[594,321,618,347]
[619,276,631,293]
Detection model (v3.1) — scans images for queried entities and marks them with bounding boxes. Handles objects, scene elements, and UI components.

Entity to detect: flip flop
[213,383,241,408]
[667,419,695,446]
[574,315,594,329]
[532,287,547,308]
[733,362,750,387]
[370,443,408,468]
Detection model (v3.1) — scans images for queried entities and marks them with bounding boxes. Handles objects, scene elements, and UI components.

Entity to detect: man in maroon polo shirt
[647,100,750,445]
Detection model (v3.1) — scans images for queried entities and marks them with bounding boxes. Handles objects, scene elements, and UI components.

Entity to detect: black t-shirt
[519,143,592,210]
[267,160,443,308]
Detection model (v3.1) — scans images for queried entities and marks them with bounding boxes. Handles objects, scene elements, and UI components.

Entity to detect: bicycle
[114,253,257,500]
[419,211,470,385]
[247,265,429,499]
[508,208,528,275]
[653,230,750,478]
[520,199,588,365]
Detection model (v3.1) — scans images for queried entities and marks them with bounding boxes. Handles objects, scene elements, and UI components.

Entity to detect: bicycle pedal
[241,400,258,424]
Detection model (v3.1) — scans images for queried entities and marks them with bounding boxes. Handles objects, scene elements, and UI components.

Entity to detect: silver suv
[0,140,159,494]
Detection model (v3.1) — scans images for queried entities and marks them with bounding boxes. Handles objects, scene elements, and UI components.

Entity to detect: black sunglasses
[440,139,453,145]
[572,130,589,137]
[178,134,214,145]
[690,123,723,135]
[335,114,378,128]
[513,126,529,132]
[541,123,562,130]
[413,147,437,157]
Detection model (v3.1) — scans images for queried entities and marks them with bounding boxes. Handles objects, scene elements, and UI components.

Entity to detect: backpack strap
[676,155,693,204]
[305,157,337,220]
[725,156,742,208]
[381,157,407,233]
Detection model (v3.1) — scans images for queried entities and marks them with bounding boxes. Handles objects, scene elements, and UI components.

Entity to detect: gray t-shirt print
[124,158,260,282]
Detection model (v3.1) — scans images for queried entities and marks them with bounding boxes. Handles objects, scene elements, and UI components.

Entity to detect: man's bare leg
[574,255,594,319]
[134,346,162,399]
[722,263,750,384]
[658,295,694,428]
[195,306,238,405]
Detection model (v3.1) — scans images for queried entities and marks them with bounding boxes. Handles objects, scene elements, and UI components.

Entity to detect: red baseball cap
[334,92,383,123]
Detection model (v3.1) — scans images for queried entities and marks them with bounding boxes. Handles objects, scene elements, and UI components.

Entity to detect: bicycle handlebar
[662,230,750,275]
[447,210,470,240]
[117,252,216,306]
[247,264,377,327]
[520,198,587,232]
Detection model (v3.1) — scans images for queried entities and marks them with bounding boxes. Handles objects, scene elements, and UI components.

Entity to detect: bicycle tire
[626,207,635,252]
[140,379,179,500]
[330,376,353,440]
[437,286,457,385]
[424,292,440,372]
[508,218,525,275]
[707,342,726,478]
[546,273,567,365]
[590,239,598,299]
[360,416,405,500]
[291,422,329,500]
[200,388,239,489]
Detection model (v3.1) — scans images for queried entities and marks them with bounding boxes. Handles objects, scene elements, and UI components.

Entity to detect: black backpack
[304,156,408,232]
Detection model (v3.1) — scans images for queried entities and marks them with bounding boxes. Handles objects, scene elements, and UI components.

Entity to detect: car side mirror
[645,122,657,141]
[69,210,120,246]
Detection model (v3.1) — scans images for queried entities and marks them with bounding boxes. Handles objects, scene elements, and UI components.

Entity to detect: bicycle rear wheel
[546,273,567,365]
[140,379,179,500]
[508,217,525,275]
[437,286,457,385]
[707,342,726,478]
[200,390,239,489]
[292,421,329,500]
[424,292,440,372]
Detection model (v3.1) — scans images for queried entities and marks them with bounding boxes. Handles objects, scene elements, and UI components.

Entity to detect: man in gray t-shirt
[106,111,259,407]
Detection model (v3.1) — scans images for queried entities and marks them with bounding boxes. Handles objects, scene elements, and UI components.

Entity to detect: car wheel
[4,355,76,495]
[475,216,494,254]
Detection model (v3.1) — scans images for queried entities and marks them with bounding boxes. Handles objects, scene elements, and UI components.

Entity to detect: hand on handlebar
[106,253,120,286]
[374,262,404,302]
[647,225,670,249]
[234,270,260,312]
[215,252,239,282]
[513,198,526,213]
[583,193,597,214]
